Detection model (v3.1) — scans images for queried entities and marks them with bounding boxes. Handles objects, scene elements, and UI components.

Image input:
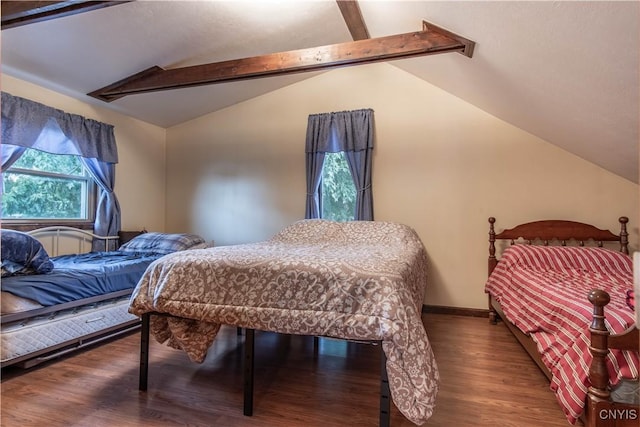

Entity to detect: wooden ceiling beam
[89,20,474,102]
[337,0,369,41]
[422,20,475,58]
[1,1,130,30]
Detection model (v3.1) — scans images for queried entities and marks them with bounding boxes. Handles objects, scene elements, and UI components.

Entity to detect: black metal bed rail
[138,312,391,426]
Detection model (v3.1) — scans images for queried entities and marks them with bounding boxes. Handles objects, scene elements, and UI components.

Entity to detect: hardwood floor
[1,314,572,427]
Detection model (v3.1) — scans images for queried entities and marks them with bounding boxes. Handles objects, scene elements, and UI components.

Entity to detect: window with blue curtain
[1,92,121,250]
[305,108,374,221]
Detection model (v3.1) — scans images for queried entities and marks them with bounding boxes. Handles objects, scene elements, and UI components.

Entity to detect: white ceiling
[1,1,638,182]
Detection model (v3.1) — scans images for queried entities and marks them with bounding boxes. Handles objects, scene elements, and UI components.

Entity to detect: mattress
[1,295,138,366]
[1,251,161,306]
[1,291,43,314]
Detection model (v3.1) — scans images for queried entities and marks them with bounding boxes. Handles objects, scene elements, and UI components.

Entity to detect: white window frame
[2,153,96,229]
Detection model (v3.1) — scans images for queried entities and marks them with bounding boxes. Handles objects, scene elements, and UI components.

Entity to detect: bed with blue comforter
[2,251,161,307]
[1,228,208,368]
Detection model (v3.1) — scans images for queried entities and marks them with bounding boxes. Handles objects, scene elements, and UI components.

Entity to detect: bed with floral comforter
[128,219,439,425]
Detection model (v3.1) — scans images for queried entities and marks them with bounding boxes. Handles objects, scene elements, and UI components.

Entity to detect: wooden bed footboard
[586,289,639,427]
[486,217,639,427]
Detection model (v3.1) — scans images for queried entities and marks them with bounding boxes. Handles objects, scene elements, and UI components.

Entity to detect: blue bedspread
[1,251,161,306]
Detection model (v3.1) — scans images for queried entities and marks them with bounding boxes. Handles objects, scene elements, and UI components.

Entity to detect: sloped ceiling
[1,1,638,182]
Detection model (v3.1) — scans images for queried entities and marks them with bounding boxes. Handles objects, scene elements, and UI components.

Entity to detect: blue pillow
[1,230,54,277]
[118,232,205,256]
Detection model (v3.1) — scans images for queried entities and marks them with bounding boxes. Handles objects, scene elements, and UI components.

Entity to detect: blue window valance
[305,108,374,153]
[1,92,118,163]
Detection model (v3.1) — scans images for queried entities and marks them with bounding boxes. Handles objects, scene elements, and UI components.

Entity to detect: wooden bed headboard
[488,217,629,276]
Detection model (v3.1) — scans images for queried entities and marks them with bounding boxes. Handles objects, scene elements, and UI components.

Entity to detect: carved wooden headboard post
[618,216,629,255]
[488,217,497,276]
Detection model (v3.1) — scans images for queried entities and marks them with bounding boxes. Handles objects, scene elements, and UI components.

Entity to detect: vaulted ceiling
[1,1,638,182]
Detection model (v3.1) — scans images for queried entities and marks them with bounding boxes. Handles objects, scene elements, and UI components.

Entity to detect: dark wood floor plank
[1,314,571,426]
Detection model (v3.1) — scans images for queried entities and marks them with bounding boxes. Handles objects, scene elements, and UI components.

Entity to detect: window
[305,109,373,221]
[320,152,356,221]
[2,148,95,222]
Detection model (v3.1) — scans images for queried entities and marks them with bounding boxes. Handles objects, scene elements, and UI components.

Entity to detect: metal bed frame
[27,225,120,255]
[137,313,392,427]
[1,226,130,368]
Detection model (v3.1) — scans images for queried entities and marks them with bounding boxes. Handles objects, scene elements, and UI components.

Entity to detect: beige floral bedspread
[129,219,439,425]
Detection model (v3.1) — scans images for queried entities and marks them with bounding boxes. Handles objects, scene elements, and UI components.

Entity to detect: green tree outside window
[2,148,91,220]
[321,152,356,222]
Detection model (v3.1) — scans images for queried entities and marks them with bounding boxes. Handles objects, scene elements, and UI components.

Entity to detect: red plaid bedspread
[485,245,638,424]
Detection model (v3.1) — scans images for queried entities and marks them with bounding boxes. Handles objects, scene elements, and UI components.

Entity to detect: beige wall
[1,74,167,232]
[4,66,636,310]
[166,63,639,310]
